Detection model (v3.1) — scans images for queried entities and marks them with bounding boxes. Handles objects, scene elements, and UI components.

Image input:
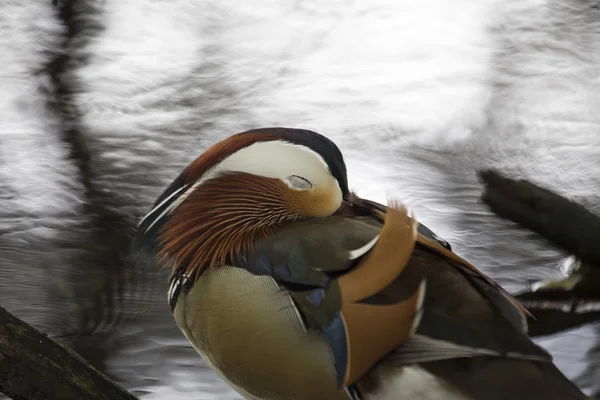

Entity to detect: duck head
[133,127,354,281]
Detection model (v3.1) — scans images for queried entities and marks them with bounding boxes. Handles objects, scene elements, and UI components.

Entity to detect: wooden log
[479,169,600,336]
[0,306,137,400]
[479,169,600,265]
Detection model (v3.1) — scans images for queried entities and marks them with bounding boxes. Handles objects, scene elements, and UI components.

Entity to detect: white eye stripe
[189,140,336,195]
[205,140,328,179]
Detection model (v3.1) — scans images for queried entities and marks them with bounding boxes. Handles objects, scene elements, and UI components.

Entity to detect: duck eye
[285,175,313,190]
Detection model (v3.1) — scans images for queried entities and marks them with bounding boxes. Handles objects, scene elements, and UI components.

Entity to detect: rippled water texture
[1,0,600,398]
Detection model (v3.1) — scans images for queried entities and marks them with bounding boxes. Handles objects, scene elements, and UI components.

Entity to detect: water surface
[1,0,600,398]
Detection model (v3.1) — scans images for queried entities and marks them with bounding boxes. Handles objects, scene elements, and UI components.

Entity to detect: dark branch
[0,306,137,400]
[479,169,600,336]
[479,169,600,265]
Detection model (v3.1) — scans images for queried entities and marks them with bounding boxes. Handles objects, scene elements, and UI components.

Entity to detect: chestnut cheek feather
[158,173,303,280]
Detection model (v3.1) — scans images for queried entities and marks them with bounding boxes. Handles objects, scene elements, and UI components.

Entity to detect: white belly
[361,365,470,400]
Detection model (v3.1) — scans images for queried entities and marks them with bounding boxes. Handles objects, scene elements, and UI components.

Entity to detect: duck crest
[184,131,279,183]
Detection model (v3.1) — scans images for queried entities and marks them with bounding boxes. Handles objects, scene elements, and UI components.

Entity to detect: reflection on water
[2,0,600,398]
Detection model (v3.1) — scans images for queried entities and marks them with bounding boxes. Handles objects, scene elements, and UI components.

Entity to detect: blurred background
[1,0,600,398]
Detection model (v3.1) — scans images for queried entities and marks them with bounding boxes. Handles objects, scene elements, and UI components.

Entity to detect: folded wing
[237,202,426,387]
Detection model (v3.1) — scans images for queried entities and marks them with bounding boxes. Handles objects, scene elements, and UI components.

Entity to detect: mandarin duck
[131,128,589,400]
